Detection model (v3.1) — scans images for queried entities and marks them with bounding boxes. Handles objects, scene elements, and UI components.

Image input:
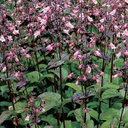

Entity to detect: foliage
[0,0,128,128]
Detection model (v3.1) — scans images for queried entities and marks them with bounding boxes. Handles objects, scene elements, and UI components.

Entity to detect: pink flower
[2,66,6,72]
[14,71,21,78]
[96,79,100,84]
[109,42,116,50]
[63,29,70,35]
[92,64,99,68]
[25,115,31,121]
[67,72,74,79]
[82,75,87,81]
[124,50,128,57]
[78,64,83,69]
[87,16,93,22]
[24,54,31,58]
[65,22,74,29]
[92,0,98,4]
[46,43,54,51]
[34,30,41,38]
[0,35,6,42]
[84,108,89,113]
[94,50,102,57]
[13,30,19,35]
[125,0,128,3]
[75,80,79,86]
[122,29,128,36]
[100,18,105,23]
[42,6,50,13]
[116,52,121,58]
[86,65,91,74]
[99,25,105,32]
[73,50,80,59]
[100,71,104,76]
[110,9,116,16]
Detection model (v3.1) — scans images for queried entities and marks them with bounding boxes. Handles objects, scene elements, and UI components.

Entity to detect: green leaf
[15,102,27,113]
[38,92,61,111]
[101,120,111,128]
[100,108,119,121]
[61,120,72,128]
[43,126,54,128]
[62,98,71,106]
[65,83,82,91]
[41,115,58,127]
[26,71,41,83]
[89,108,98,121]
[0,110,12,124]
[0,101,11,107]
[102,89,119,99]
[87,120,94,128]
[46,60,65,69]
[74,108,84,123]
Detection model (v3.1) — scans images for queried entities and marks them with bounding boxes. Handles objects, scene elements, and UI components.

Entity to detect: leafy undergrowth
[0,0,128,128]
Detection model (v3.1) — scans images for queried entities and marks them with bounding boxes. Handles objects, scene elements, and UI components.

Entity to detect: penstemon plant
[0,0,128,128]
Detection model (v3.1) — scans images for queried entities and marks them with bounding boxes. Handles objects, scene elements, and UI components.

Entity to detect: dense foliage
[0,0,128,128]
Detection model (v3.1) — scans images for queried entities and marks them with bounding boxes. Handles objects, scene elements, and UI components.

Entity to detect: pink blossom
[87,16,93,22]
[42,6,50,13]
[65,22,74,29]
[94,50,102,57]
[8,36,13,41]
[2,66,6,72]
[116,52,121,58]
[25,115,31,121]
[99,71,104,76]
[15,56,19,62]
[100,18,105,23]
[0,35,6,42]
[8,0,12,4]
[73,50,80,59]
[13,30,19,35]
[99,25,105,32]
[96,79,100,84]
[63,29,70,35]
[24,54,31,58]
[112,74,118,78]
[34,30,41,38]
[84,108,89,113]
[78,64,83,69]
[92,0,98,4]
[124,50,128,57]
[86,65,91,74]
[46,43,54,51]
[92,64,99,68]
[75,80,79,86]
[82,75,87,81]
[125,0,128,3]
[122,29,128,36]
[67,73,74,79]
[109,42,116,50]
[14,71,21,78]
[110,9,116,16]
[17,0,22,5]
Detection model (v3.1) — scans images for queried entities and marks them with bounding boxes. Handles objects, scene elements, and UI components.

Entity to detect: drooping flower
[92,0,98,4]
[87,16,93,22]
[94,50,102,57]
[67,72,74,79]
[0,35,6,42]
[110,9,116,16]
[65,22,74,29]
[86,65,91,74]
[46,43,54,51]
[109,42,116,50]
